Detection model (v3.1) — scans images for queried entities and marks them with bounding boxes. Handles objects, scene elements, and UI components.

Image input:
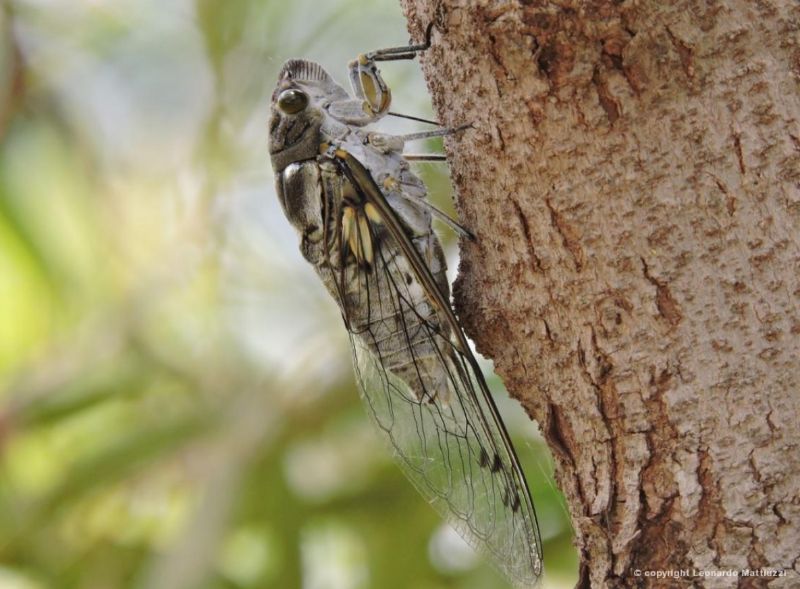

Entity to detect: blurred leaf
[1,411,213,552]
[195,0,250,75]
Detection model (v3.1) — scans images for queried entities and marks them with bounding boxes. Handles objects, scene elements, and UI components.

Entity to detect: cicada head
[269,60,347,173]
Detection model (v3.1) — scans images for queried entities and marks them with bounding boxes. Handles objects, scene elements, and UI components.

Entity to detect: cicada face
[268,62,328,174]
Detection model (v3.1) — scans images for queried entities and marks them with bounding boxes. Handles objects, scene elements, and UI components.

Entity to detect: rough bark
[399,1,800,587]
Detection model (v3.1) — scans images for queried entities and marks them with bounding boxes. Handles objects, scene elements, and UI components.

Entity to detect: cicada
[268,30,542,588]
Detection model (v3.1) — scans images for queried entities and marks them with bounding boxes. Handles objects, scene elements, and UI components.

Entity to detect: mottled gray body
[267,55,542,588]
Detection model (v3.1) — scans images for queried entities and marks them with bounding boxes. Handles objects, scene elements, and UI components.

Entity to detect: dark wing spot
[405,274,413,285]
[491,453,503,473]
[478,448,491,468]
[500,485,521,511]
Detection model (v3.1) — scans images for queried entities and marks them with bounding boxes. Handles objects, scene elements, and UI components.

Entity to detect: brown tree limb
[399,1,800,586]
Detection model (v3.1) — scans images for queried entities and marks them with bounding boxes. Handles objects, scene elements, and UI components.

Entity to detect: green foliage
[0,1,577,588]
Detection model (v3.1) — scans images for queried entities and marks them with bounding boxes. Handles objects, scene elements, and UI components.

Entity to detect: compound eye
[277,89,308,114]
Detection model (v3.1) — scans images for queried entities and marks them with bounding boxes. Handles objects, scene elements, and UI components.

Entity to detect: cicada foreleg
[326,24,434,126]
[352,22,434,114]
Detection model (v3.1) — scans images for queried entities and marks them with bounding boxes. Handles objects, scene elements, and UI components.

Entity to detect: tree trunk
[399,1,800,586]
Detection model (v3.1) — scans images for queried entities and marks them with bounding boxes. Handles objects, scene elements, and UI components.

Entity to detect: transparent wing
[317,150,544,586]
[346,239,542,588]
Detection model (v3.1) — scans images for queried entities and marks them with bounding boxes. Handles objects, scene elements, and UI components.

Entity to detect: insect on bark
[267,26,543,588]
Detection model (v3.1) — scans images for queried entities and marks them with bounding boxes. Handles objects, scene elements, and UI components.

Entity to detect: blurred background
[0,1,577,588]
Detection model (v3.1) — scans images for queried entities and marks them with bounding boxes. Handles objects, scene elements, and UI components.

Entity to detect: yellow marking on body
[364,202,382,223]
[348,229,361,263]
[342,205,376,266]
[360,72,377,104]
[382,176,398,191]
[341,181,357,203]
[379,87,391,113]
[319,142,331,155]
[343,206,363,264]
[342,206,354,248]
[358,212,373,265]
[357,54,369,66]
